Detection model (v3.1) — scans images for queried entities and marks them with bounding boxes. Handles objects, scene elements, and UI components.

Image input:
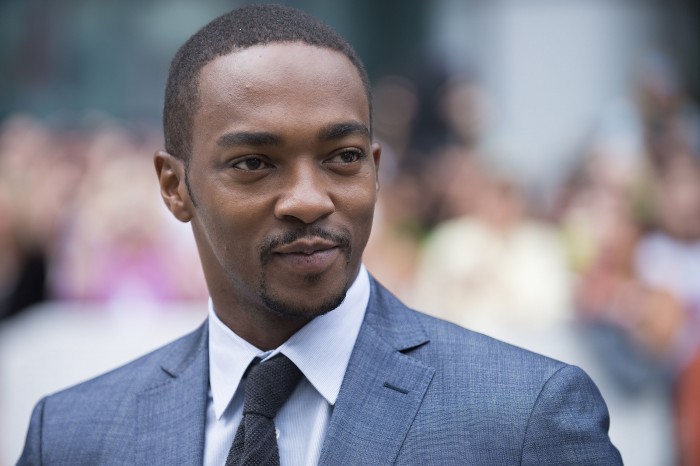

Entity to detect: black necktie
[225,354,303,466]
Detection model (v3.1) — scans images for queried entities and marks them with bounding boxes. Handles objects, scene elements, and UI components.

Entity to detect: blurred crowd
[1,54,700,463]
[0,115,207,320]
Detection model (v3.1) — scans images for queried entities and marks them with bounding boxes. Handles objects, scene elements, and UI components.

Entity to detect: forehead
[193,43,369,133]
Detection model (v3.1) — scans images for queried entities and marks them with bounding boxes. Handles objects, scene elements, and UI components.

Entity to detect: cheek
[199,195,270,252]
[339,181,377,236]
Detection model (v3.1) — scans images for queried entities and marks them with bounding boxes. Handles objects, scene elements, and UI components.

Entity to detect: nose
[274,162,335,224]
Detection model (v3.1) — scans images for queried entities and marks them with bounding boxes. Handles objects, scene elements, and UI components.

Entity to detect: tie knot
[243,354,302,419]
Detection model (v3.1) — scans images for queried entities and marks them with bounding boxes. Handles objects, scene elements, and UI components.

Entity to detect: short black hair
[163,3,371,162]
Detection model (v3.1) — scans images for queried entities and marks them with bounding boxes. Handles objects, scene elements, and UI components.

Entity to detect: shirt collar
[208,265,370,420]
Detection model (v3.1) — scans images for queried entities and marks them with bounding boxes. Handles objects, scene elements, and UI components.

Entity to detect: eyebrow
[216,131,283,148]
[215,121,369,148]
[317,121,370,142]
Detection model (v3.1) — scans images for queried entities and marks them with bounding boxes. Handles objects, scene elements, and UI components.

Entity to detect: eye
[231,156,271,171]
[326,149,365,164]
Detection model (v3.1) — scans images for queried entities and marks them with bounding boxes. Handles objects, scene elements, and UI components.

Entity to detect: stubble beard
[257,226,353,319]
[259,278,349,319]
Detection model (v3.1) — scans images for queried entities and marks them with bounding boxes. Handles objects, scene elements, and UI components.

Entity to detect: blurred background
[1,0,699,464]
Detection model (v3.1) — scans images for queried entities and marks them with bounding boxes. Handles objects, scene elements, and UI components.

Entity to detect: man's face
[169,43,379,330]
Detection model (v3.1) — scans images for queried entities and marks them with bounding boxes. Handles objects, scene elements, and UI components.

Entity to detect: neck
[214,305,313,350]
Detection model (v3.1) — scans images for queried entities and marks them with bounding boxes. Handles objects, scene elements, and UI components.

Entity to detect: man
[18,4,622,465]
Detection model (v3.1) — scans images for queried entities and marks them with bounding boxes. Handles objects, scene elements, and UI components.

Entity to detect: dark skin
[155,43,381,350]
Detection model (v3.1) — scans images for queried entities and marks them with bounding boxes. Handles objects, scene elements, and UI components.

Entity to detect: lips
[271,238,341,274]
[272,238,338,255]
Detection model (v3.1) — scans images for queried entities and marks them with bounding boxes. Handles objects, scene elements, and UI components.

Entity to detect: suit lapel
[135,323,209,465]
[318,279,435,465]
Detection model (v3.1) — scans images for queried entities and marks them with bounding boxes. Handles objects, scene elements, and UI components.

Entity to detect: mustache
[259,226,352,264]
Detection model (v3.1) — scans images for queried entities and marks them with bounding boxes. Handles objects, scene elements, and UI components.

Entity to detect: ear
[371,142,382,192]
[154,150,193,222]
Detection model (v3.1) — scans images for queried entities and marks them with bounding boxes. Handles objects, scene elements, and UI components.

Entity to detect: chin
[260,280,349,319]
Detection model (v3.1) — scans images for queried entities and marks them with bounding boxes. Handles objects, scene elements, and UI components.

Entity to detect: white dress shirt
[204,266,370,466]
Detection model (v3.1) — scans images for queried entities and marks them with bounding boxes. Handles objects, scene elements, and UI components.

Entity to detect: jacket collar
[130,277,434,465]
[135,321,209,465]
[318,277,435,465]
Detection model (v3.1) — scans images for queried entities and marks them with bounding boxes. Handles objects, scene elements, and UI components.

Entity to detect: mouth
[272,238,339,255]
[270,237,343,274]
[259,226,352,277]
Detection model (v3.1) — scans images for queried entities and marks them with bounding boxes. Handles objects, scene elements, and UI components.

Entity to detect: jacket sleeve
[521,365,623,465]
[17,397,46,466]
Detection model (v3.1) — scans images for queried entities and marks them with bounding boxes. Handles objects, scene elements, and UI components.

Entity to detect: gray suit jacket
[18,279,622,465]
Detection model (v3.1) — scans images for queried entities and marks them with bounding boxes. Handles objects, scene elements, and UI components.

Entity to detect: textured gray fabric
[225,355,302,466]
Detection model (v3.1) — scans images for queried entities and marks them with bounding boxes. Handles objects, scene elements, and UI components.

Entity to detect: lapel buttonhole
[383,382,409,394]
